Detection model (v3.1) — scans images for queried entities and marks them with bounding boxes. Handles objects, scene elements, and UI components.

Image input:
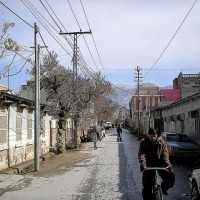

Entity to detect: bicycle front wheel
[153,185,163,200]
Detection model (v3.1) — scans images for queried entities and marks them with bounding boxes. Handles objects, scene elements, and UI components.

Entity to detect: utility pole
[148,92,151,129]
[134,66,143,140]
[34,23,40,171]
[60,31,91,148]
[33,23,47,170]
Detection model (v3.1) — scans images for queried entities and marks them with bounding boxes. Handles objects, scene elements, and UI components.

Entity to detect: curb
[0,152,56,175]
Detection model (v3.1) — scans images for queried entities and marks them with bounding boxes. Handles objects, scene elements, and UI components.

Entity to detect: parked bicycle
[143,167,169,200]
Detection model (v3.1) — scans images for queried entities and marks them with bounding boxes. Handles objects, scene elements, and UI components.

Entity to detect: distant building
[129,86,182,136]
[160,89,181,107]
[129,72,200,142]
[0,84,14,94]
[19,80,47,104]
[129,87,161,135]
[173,72,200,99]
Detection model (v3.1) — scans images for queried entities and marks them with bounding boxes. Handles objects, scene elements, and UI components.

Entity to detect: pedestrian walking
[117,124,122,142]
[91,126,98,150]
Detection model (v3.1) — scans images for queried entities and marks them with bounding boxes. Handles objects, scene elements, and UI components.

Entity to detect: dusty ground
[31,142,91,177]
[0,142,91,176]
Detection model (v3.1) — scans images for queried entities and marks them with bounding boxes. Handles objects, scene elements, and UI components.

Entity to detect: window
[16,115,22,141]
[0,116,7,144]
[27,118,32,140]
[189,110,199,118]
[41,118,45,137]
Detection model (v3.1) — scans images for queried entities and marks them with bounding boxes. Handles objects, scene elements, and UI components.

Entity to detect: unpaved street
[0,128,191,200]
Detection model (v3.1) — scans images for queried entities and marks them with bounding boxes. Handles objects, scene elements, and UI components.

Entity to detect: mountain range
[112,83,172,108]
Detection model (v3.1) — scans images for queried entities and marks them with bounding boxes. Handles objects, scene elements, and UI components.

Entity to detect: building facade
[173,72,200,99]
[130,72,200,140]
[129,87,161,135]
[162,93,200,142]
[0,91,51,171]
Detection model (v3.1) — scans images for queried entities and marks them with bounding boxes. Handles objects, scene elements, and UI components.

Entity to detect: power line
[21,0,72,56]
[67,0,82,29]
[144,0,199,77]
[0,1,34,28]
[42,0,74,48]
[79,0,107,78]
[101,68,200,71]
[38,0,97,78]
[67,0,99,72]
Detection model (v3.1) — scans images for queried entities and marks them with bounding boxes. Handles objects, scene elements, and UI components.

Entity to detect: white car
[189,159,200,200]
[104,122,112,129]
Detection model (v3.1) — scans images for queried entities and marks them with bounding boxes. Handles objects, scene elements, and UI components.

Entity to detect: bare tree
[0,22,33,81]
[85,73,118,125]
[38,51,117,122]
[30,51,118,149]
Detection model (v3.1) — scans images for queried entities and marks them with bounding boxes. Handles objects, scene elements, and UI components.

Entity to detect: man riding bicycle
[138,128,175,200]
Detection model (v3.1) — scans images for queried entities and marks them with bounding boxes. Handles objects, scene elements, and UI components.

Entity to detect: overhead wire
[144,0,199,77]
[66,0,99,72]
[21,0,72,57]
[39,0,74,49]
[0,1,163,98]
[6,60,31,77]
[66,0,81,29]
[0,1,34,28]
[79,0,107,77]
[0,1,104,93]
[78,0,132,96]
[39,0,96,77]
[101,68,200,71]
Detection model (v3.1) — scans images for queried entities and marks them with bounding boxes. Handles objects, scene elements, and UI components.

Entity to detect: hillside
[112,83,172,107]
[112,85,135,108]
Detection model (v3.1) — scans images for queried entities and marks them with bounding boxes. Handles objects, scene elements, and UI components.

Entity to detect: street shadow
[118,132,143,200]
[170,156,200,170]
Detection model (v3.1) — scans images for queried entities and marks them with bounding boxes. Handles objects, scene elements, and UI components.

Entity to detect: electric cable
[67,0,99,72]
[39,0,74,48]
[144,0,199,77]
[79,0,107,77]
[21,0,72,57]
[0,1,34,28]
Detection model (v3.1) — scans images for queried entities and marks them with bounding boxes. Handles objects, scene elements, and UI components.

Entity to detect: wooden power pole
[60,31,91,148]
[134,66,143,140]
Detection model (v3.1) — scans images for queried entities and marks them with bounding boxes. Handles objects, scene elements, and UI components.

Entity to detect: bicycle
[143,167,169,200]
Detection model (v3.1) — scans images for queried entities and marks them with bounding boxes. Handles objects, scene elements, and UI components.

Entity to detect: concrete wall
[0,103,51,171]
[162,95,200,141]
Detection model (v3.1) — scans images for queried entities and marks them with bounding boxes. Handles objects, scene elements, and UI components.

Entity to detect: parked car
[104,122,112,129]
[80,135,87,143]
[161,132,200,157]
[86,127,93,142]
[189,159,200,200]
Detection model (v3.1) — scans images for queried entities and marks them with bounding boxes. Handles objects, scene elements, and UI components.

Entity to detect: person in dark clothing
[138,128,175,200]
[117,124,122,142]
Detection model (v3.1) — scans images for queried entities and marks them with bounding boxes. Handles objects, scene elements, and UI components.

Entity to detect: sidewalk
[0,143,92,197]
[0,142,91,175]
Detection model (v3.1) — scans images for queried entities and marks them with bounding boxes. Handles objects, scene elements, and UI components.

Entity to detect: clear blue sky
[0,0,200,92]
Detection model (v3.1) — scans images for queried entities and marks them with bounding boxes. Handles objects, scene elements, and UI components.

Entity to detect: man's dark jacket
[138,137,170,167]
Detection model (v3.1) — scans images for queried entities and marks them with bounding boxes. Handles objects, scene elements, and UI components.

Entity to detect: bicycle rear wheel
[153,185,163,200]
